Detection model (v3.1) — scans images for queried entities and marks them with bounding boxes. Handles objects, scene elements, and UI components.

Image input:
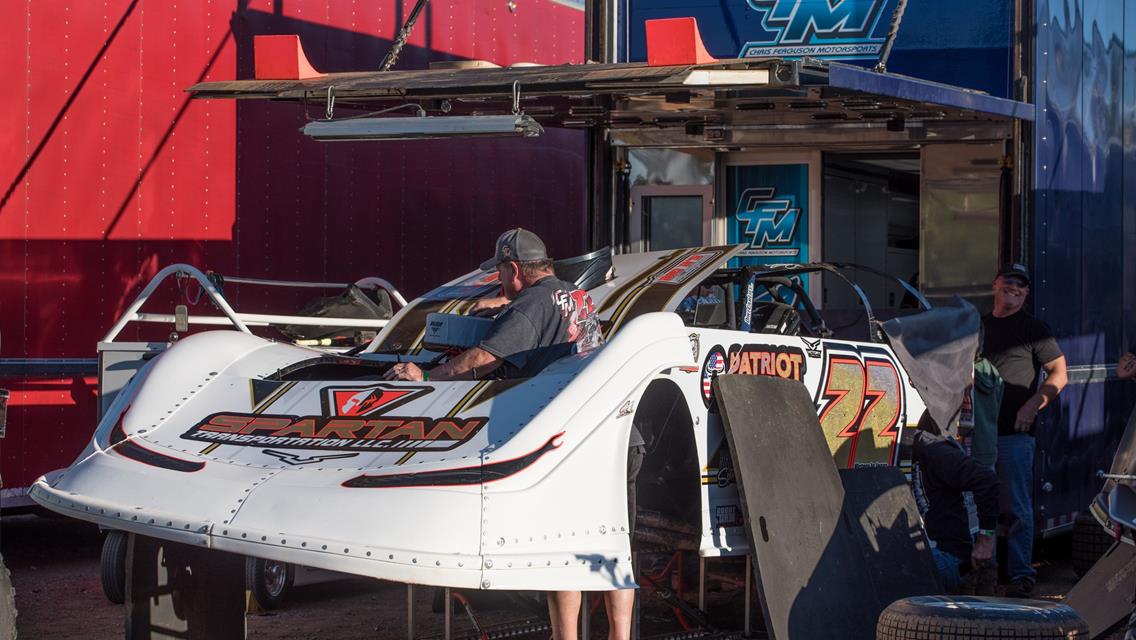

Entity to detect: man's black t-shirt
[479,276,602,379]
[981,311,1063,437]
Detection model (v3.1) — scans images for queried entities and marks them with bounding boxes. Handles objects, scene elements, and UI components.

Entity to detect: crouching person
[910,414,999,593]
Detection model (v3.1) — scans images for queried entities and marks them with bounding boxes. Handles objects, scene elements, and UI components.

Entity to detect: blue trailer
[593,0,1136,537]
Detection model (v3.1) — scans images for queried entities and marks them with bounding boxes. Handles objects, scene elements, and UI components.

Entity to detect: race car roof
[187,56,1033,130]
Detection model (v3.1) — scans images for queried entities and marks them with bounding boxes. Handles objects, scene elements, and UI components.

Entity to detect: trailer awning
[188,56,1032,132]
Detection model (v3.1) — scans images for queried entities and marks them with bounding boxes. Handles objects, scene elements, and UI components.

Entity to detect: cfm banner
[727,163,809,268]
[625,0,1013,97]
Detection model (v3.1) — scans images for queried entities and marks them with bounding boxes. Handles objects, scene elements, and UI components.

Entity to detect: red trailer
[0,0,588,508]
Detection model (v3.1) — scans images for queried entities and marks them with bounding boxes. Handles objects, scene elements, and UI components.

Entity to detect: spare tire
[877,596,1088,639]
[100,530,128,605]
[1072,512,1114,577]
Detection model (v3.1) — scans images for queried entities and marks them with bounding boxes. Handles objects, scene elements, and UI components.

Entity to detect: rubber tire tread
[99,530,128,605]
[877,596,1089,639]
[245,558,293,611]
[1072,513,1114,577]
[0,553,17,640]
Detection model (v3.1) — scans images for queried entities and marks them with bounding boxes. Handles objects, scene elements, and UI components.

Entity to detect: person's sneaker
[1005,576,1035,598]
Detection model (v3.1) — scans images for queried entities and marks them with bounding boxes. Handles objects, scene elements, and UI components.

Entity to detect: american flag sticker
[701,347,727,407]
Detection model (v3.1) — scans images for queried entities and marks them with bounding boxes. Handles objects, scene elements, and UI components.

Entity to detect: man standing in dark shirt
[386,228,638,640]
[980,264,1067,597]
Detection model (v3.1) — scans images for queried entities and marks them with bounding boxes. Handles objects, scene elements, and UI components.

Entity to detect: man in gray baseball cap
[386,227,602,381]
[479,227,550,271]
[387,228,634,638]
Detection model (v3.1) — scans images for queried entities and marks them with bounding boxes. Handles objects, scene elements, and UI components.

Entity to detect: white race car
[32,245,932,592]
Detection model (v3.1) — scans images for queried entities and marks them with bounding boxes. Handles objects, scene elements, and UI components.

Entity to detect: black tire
[1,554,17,640]
[877,596,1088,639]
[245,557,294,610]
[99,530,128,605]
[1072,513,1114,577]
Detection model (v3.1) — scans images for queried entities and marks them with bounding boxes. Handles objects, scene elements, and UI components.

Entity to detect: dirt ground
[0,512,1123,639]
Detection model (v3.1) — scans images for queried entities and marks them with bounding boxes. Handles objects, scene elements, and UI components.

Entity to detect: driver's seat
[749,301,801,335]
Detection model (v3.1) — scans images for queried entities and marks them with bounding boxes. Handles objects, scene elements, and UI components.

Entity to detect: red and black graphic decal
[320,383,431,417]
[813,344,905,468]
[604,248,733,337]
[109,407,205,473]
[649,250,726,285]
[342,432,564,488]
[181,412,487,453]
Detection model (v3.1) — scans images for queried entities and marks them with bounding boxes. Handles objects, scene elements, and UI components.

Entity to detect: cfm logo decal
[181,383,488,452]
[735,188,801,258]
[740,0,889,60]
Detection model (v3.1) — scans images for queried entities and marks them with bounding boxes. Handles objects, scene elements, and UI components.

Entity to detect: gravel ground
[0,513,1126,639]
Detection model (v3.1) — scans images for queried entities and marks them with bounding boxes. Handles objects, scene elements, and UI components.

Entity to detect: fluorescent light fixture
[302,114,544,141]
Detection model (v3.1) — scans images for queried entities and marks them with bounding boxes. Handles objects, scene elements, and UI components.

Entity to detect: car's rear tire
[877,596,1088,639]
[99,530,128,605]
[0,554,17,640]
[1072,512,1114,577]
[245,557,294,610]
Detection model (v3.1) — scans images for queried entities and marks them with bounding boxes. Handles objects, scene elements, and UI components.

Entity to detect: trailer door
[920,142,1007,310]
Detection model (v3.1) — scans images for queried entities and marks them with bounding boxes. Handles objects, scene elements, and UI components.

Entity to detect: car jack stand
[407,584,416,640]
[685,554,754,639]
[125,533,245,640]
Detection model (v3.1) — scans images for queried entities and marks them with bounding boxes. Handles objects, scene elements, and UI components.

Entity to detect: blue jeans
[932,547,965,592]
[997,435,1036,582]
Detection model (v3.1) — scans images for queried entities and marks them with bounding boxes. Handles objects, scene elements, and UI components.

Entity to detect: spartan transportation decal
[813,344,905,468]
[181,383,489,453]
[740,0,890,60]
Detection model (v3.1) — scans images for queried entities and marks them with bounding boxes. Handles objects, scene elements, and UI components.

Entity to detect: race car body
[32,246,930,591]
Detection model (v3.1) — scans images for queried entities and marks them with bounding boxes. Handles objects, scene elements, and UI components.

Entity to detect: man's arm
[1014,355,1067,432]
[1118,348,1136,381]
[383,347,503,382]
[431,347,502,380]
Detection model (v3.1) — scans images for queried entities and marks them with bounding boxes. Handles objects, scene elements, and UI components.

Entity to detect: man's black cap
[996,263,1031,286]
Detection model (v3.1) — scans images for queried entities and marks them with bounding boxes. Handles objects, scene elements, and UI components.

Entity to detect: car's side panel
[683,328,927,557]
[33,314,703,591]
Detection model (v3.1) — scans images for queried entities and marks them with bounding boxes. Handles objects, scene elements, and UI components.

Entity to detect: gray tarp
[881,297,980,440]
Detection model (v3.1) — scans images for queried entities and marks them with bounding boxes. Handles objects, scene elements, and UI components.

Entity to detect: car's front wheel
[99,530,128,605]
[245,557,294,610]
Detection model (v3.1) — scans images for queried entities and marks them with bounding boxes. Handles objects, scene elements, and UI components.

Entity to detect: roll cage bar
[694,261,931,343]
